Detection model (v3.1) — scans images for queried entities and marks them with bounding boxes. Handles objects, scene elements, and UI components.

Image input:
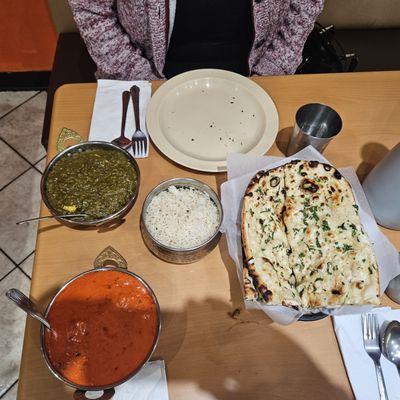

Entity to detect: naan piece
[241,160,380,309]
[241,167,300,307]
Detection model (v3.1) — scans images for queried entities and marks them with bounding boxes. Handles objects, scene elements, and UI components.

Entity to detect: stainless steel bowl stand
[140,178,223,264]
[41,141,140,228]
[40,246,161,399]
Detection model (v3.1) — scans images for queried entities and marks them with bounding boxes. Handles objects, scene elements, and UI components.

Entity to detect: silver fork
[130,85,148,158]
[362,313,388,400]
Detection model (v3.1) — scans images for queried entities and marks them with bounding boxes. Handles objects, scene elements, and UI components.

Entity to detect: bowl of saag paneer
[41,142,140,227]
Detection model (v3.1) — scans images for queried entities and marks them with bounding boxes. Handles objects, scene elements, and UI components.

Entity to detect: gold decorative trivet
[56,127,84,153]
[93,246,128,270]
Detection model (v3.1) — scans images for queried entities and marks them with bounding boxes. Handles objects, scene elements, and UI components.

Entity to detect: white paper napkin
[83,360,169,400]
[333,309,400,400]
[89,79,152,158]
[220,146,400,324]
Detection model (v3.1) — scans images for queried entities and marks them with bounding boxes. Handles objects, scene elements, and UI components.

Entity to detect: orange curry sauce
[44,270,158,387]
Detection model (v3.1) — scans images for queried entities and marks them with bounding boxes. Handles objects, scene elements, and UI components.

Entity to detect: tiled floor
[0,91,47,399]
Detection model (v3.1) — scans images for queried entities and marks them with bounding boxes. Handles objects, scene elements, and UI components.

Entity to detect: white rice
[144,185,220,249]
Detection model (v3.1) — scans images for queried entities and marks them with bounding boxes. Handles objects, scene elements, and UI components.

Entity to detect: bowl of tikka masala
[40,246,161,395]
[41,141,140,227]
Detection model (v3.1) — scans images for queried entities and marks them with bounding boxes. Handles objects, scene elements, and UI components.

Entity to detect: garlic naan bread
[241,160,380,309]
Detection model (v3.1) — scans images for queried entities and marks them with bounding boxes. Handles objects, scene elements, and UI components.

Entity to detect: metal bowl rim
[39,266,161,391]
[141,177,224,253]
[40,141,140,226]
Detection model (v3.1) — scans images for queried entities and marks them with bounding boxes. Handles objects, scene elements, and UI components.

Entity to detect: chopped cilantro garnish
[362,258,366,263]
[316,236,322,248]
[249,208,254,217]
[299,252,305,258]
[322,220,330,231]
[342,244,353,252]
[349,223,358,236]
[368,267,373,274]
[338,223,346,230]
[353,204,359,211]
[315,277,323,282]
[266,231,275,242]
[310,205,319,222]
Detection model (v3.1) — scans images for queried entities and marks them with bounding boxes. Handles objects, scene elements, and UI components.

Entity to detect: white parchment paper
[220,146,400,324]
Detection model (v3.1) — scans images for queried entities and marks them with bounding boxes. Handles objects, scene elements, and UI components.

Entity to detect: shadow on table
[157,295,352,400]
[275,126,293,156]
[37,218,126,235]
[356,142,389,182]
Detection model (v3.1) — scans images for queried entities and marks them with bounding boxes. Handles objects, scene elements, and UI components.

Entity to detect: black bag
[296,23,358,74]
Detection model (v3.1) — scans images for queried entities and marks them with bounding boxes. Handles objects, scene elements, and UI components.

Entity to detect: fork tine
[362,314,366,337]
[371,314,376,339]
[133,140,138,157]
[141,139,145,157]
[373,314,379,338]
[368,314,373,339]
[138,140,143,157]
[143,137,148,155]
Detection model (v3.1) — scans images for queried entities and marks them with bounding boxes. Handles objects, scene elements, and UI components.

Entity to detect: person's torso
[163,0,254,77]
[116,0,288,75]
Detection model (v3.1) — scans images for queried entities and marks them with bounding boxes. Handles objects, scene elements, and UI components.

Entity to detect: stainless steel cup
[286,103,343,156]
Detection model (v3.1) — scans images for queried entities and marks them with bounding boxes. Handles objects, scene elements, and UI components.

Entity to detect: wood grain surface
[18,72,400,400]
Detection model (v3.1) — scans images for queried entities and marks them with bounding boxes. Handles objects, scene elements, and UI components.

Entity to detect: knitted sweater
[68,0,324,80]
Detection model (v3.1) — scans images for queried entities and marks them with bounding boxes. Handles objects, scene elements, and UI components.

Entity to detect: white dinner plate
[146,69,279,172]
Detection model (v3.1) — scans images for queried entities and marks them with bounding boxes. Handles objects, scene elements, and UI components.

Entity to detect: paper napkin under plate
[84,360,169,400]
[89,79,152,158]
[333,309,400,400]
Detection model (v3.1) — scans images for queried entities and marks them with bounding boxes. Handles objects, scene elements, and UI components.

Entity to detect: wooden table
[18,72,400,400]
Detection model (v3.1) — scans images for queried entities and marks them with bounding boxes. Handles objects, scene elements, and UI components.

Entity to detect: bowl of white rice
[141,178,223,264]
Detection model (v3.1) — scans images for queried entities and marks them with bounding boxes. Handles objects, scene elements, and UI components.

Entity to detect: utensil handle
[130,85,141,131]
[94,246,128,270]
[120,90,130,139]
[16,214,88,225]
[6,289,51,331]
[375,361,389,400]
[73,388,115,400]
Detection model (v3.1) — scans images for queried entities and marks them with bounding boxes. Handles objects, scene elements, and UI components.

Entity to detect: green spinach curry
[45,148,137,220]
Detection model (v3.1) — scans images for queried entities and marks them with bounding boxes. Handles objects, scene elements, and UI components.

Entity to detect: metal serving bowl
[141,178,223,264]
[40,246,161,400]
[41,141,140,227]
